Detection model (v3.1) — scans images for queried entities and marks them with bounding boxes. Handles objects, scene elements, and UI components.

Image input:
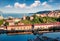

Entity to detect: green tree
[57,17,60,22]
[26,16,30,20]
[4,22,9,26]
[32,16,40,24]
[0,20,3,26]
[39,17,43,23]
[15,22,18,25]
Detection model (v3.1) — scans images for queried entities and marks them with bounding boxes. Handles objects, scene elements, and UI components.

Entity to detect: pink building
[7,25,32,30]
[34,22,60,30]
[5,19,15,26]
[0,26,6,30]
[18,22,24,25]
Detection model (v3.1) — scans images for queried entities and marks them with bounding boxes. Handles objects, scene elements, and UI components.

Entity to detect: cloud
[42,1,52,8]
[5,1,52,9]
[14,1,41,8]
[5,1,41,9]
[14,2,26,8]
[5,5,12,8]
[30,1,41,8]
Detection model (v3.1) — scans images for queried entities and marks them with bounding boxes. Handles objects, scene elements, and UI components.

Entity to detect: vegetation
[4,22,9,26]
[0,14,60,26]
[21,14,60,24]
[26,16,30,20]
[57,17,60,22]
[0,20,3,26]
[21,20,32,24]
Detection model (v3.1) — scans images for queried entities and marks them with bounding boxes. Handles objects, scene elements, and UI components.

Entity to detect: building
[0,15,4,20]
[7,25,32,31]
[18,22,24,25]
[35,11,60,18]
[30,16,34,20]
[5,19,15,26]
[40,14,47,17]
[22,16,26,20]
[13,18,21,22]
[34,22,60,30]
[47,11,60,17]
[0,26,6,30]
[36,14,40,17]
[36,14,47,17]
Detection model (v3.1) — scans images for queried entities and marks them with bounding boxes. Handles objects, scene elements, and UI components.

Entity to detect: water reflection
[0,32,60,41]
[0,33,38,41]
[28,32,60,41]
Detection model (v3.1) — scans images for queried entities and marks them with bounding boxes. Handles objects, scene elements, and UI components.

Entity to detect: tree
[57,17,60,22]
[32,16,40,24]
[4,22,9,26]
[15,22,18,25]
[39,17,43,23]
[26,16,30,20]
[0,20,3,26]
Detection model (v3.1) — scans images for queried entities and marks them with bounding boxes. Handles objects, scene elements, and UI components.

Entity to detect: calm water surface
[0,34,37,41]
[0,32,60,41]
[1,13,34,18]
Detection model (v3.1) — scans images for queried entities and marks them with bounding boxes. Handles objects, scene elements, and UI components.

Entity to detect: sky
[0,0,60,13]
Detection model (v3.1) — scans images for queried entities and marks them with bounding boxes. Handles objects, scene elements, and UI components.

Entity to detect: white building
[0,15,4,20]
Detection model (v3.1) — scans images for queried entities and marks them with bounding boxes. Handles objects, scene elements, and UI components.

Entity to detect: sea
[1,13,34,18]
[0,32,60,41]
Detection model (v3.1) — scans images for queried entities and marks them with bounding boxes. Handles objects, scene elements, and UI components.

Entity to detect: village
[0,11,60,33]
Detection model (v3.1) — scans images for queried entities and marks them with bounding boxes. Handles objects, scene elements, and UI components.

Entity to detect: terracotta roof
[6,20,14,23]
[7,24,32,27]
[34,22,60,26]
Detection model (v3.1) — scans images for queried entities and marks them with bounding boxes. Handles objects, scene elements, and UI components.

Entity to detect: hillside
[35,10,60,14]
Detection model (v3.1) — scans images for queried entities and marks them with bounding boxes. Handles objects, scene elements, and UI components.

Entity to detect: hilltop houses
[35,11,60,18]
[36,13,47,17]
